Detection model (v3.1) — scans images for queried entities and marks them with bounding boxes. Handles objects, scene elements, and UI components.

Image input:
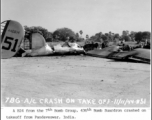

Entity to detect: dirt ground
[1,55,150,107]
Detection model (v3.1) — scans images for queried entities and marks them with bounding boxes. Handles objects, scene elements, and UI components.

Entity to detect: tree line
[24,26,151,44]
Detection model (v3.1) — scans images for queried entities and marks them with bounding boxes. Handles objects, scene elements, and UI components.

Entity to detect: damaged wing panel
[86,46,150,63]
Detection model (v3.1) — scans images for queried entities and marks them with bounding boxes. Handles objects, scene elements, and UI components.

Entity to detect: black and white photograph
[1,0,151,119]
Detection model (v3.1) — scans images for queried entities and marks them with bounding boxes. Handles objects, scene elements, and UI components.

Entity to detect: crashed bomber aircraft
[22,33,85,57]
[1,20,85,58]
[1,20,151,64]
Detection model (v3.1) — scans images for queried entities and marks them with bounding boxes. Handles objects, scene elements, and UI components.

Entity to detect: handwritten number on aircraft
[2,36,19,52]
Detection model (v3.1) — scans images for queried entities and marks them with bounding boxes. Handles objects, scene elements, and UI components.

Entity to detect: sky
[1,0,151,37]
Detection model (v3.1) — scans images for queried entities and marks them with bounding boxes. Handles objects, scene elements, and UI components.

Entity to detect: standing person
[85,34,90,45]
[62,36,70,47]
[23,31,32,50]
[97,37,103,49]
[113,34,120,45]
[108,31,113,41]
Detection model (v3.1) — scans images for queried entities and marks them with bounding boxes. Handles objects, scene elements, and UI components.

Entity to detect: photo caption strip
[1,107,151,120]
[3,97,148,106]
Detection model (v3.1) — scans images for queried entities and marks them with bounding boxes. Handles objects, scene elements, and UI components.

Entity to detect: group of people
[83,34,150,52]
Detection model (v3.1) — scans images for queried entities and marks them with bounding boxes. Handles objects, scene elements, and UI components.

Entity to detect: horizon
[1,0,151,37]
